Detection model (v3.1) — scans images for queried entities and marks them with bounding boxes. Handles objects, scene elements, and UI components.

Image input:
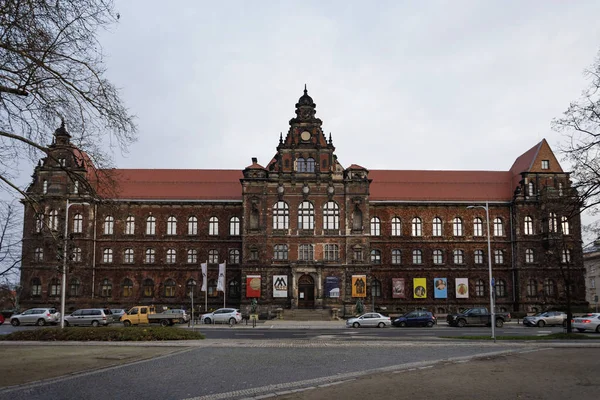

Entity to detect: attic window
[59,158,66,167]
[541,160,549,170]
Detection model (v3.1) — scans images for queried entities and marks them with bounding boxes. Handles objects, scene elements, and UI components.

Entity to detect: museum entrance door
[297,274,314,309]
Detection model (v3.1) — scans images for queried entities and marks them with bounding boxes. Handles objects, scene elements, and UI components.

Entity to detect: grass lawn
[0,326,205,341]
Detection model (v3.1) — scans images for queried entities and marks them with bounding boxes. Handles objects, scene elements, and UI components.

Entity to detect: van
[64,308,113,327]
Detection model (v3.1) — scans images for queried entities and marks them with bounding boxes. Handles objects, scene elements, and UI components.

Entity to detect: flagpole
[223,261,227,308]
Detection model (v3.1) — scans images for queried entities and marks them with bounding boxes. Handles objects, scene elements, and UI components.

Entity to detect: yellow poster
[352,275,367,297]
[413,278,427,298]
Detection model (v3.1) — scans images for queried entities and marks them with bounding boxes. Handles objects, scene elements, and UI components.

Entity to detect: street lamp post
[60,199,89,329]
[467,201,496,342]
[190,280,197,331]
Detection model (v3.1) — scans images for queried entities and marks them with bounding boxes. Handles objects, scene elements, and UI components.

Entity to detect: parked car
[572,313,600,333]
[10,308,60,326]
[392,310,436,327]
[346,313,391,328]
[0,314,4,325]
[64,308,113,327]
[164,309,189,323]
[110,309,126,322]
[523,311,567,327]
[200,308,242,325]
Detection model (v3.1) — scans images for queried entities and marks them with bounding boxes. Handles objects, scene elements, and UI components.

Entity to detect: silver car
[523,311,567,327]
[200,308,242,324]
[64,308,112,327]
[346,313,391,328]
[572,313,600,333]
[10,308,60,326]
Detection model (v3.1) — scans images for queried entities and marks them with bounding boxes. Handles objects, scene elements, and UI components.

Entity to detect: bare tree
[553,49,600,236]
[0,0,137,198]
[0,200,21,280]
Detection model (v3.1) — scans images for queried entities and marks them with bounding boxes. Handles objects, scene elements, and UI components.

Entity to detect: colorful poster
[273,275,288,298]
[325,277,340,298]
[246,275,261,298]
[392,278,406,299]
[434,277,447,299]
[352,275,367,297]
[456,278,469,298]
[413,278,426,298]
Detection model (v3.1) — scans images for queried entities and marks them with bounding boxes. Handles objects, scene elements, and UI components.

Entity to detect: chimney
[252,157,257,164]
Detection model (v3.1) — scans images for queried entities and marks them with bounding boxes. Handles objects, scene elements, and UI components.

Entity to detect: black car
[392,310,436,327]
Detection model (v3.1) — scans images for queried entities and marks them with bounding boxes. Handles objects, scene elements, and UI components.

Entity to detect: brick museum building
[18,88,587,317]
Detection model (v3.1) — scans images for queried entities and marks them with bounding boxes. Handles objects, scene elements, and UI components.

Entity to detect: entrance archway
[297,274,315,309]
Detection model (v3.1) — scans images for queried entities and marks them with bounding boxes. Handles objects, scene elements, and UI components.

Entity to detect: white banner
[200,262,207,292]
[455,278,469,298]
[273,275,288,298]
[217,262,226,292]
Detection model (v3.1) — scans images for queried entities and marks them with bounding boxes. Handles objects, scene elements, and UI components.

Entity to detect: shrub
[0,326,204,341]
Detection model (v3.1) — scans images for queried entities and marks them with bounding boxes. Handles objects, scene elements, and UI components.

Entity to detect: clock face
[300,131,311,141]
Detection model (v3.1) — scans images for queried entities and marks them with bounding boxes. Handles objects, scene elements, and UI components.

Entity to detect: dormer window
[59,158,66,167]
[296,157,315,172]
[541,160,549,170]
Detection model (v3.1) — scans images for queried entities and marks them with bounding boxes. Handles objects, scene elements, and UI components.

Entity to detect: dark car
[392,310,436,327]
[0,314,4,325]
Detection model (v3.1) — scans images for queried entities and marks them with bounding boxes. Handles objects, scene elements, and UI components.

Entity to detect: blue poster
[325,277,340,298]
[434,277,447,299]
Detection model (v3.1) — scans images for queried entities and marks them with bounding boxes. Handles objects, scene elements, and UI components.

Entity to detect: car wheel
[577,328,585,333]
[426,321,434,328]
[229,318,237,325]
[160,319,169,327]
[537,320,545,328]
[64,320,70,327]
[377,322,385,328]
[204,318,212,324]
[11,319,20,327]
[123,320,131,327]
[399,321,407,328]
[596,325,600,333]
[91,320,99,327]
[495,319,504,328]
[457,319,466,328]
[352,322,360,328]
[36,318,46,327]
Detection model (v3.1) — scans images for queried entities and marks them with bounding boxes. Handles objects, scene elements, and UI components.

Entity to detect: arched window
[209,249,219,264]
[228,280,241,298]
[122,278,133,297]
[524,216,534,235]
[186,278,197,297]
[142,279,154,297]
[528,181,535,196]
[561,216,570,235]
[100,278,112,297]
[432,217,442,237]
[34,247,44,262]
[298,201,314,230]
[453,249,464,264]
[187,249,198,264]
[299,244,314,261]
[411,217,422,236]
[187,216,198,235]
[370,217,381,236]
[323,201,339,230]
[494,249,504,264]
[391,249,402,265]
[493,218,504,236]
[525,248,534,263]
[208,279,217,297]
[145,248,155,264]
[370,249,381,264]
[167,216,177,235]
[73,213,83,233]
[49,278,61,296]
[274,244,288,260]
[433,250,443,264]
[48,210,58,230]
[561,249,571,263]
[474,250,484,264]
[391,217,402,236]
[306,158,315,172]
[43,179,48,193]
[273,201,289,230]
[35,214,44,233]
[209,217,219,236]
[123,248,134,264]
[146,216,156,235]
[229,249,240,264]
[527,279,537,297]
[102,248,113,263]
[548,213,558,233]
[544,279,556,297]
[475,279,485,297]
[166,249,176,264]
[412,249,423,264]
[125,216,135,235]
[452,217,463,236]
[103,216,114,235]
[473,217,483,236]
[229,217,240,235]
[69,278,81,297]
[31,277,42,296]
[296,157,306,172]
[164,279,176,297]
[324,244,339,261]
[495,279,507,297]
[371,279,382,298]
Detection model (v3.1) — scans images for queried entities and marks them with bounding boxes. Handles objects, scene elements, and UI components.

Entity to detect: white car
[200,308,242,325]
[10,308,60,326]
[572,313,600,333]
[346,313,391,328]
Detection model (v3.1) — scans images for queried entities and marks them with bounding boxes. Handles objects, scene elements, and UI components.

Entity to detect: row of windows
[100,248,240,264]
[523,214,570,235]
[370,216,505,237]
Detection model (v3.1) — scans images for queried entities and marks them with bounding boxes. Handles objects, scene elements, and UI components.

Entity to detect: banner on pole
[200,262,207,292]
[217,262,226,292]
[246,275,261,297]
[273,275,288,298]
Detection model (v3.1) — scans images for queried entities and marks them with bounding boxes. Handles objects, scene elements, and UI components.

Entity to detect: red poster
[246,275,261,298]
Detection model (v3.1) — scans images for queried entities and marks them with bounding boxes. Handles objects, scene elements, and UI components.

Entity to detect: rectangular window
[324,244,339,261]
[299,244,314,261]
[541,160,549,170]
